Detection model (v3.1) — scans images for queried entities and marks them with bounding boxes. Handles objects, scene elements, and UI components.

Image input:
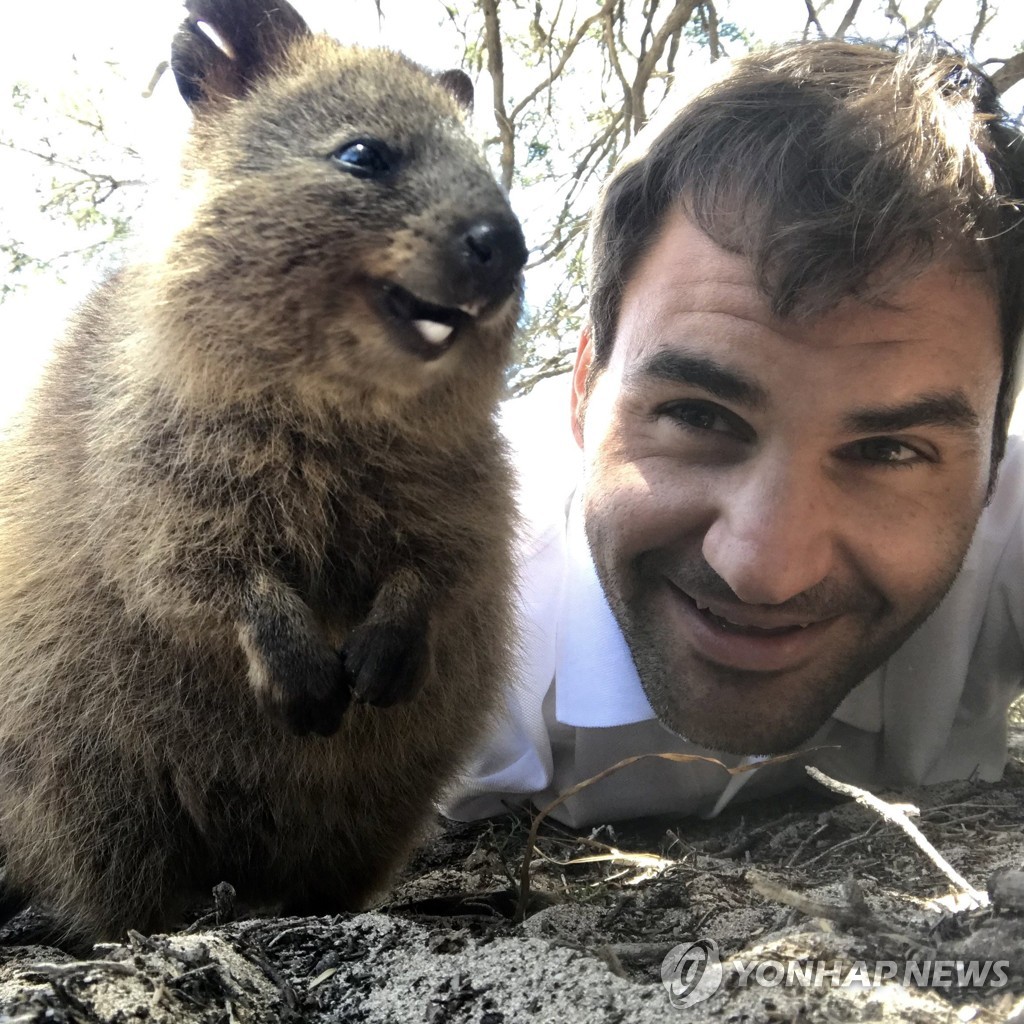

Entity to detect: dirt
[1,727,1023,1023]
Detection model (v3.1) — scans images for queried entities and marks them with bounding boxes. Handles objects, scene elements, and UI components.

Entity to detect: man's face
[573,210,1003,754]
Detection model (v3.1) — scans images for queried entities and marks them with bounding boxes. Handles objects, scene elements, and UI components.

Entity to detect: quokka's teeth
[457,301,484,317]
[413,319,454,345]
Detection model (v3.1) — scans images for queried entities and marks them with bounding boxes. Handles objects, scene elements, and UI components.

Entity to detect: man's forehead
[611,210,1001,368]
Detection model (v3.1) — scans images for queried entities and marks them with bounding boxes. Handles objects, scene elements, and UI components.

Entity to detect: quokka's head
[142,0,526,412]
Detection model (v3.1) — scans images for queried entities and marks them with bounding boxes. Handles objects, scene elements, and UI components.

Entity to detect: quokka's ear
[436,69,474,113]
[171,0,311,108]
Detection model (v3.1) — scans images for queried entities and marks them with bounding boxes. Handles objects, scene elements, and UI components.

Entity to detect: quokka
[0,0,526,942]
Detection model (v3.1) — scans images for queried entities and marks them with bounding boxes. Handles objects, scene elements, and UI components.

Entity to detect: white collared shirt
[447,377,1024,826]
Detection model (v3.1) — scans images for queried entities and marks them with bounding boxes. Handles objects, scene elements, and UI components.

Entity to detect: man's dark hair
[586,40,1024,469]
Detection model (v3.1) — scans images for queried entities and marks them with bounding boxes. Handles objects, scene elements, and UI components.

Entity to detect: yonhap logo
[660,941,1010,1010]
[661,939,725,1007]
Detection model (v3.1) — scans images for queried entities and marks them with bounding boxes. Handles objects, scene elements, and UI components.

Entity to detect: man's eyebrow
[628,350,768,408]
[842,392,981,434]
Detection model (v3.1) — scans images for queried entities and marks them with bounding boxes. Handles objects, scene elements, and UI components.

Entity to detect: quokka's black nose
[456,215,528,303]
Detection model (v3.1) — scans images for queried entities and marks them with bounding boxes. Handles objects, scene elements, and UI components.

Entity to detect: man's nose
[701,456,834,606]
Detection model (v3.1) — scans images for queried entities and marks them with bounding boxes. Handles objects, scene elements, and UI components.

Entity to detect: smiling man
[578,216,1000,759]
[451,39,1024,825]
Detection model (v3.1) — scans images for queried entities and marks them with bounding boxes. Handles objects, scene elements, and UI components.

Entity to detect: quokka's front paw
[343,621,429,707]
[257,651,353,737]
[238,579,356,736]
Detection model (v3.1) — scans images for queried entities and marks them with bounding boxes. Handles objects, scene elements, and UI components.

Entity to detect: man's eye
[846,437,925,465]
[673,405,721,430]
[659,401,751,440]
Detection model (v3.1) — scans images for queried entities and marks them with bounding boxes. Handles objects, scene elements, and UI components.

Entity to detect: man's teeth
[694,599,810,631]
[412,319,454,345]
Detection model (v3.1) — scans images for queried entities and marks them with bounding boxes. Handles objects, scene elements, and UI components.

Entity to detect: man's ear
[571,327,594,449]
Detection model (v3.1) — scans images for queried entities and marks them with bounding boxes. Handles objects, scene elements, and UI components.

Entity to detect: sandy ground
[1,723,1023,1023]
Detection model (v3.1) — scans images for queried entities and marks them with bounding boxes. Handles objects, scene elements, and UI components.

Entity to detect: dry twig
[805,767,987,908]
[514,749,810,921]
[746,869,877,927]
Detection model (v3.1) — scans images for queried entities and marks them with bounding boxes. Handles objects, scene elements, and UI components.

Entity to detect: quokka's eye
[330,139,397,179]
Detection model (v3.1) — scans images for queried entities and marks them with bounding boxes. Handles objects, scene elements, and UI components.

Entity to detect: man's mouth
[691,597,814,636]
[669,583,836,672]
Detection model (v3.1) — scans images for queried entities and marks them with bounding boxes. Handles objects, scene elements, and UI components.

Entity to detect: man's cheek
[585,473,650,544]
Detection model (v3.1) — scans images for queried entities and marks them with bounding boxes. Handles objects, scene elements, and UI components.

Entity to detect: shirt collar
[554,492,658,727]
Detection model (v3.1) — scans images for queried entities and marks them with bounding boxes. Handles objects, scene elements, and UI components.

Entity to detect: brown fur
[0,0,525,942]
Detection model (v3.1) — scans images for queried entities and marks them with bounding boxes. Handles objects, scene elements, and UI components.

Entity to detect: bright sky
[2,1,1021,162]
[1,0,1023,419]
[3,0,1021,257]
[3,0,1022,85]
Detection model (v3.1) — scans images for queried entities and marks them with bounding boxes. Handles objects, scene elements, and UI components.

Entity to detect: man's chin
[649,690,837,755]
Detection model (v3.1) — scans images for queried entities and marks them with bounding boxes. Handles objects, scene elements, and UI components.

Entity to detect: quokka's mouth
[376,282,477,362]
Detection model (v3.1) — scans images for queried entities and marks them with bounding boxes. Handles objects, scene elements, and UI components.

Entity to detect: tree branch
[833,0,863,38]
[0,139,143,193]
[884,0,908,34]
[702,2,723,61]
[632,1,699,132]
[509,1,614,122]
[604,8,634,142]
[989,51,1024,95]
[803,0,826,39]
[509,349,577,397]
[910,0,944,33]
[478,0,515,192]
[970,0,990,51]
